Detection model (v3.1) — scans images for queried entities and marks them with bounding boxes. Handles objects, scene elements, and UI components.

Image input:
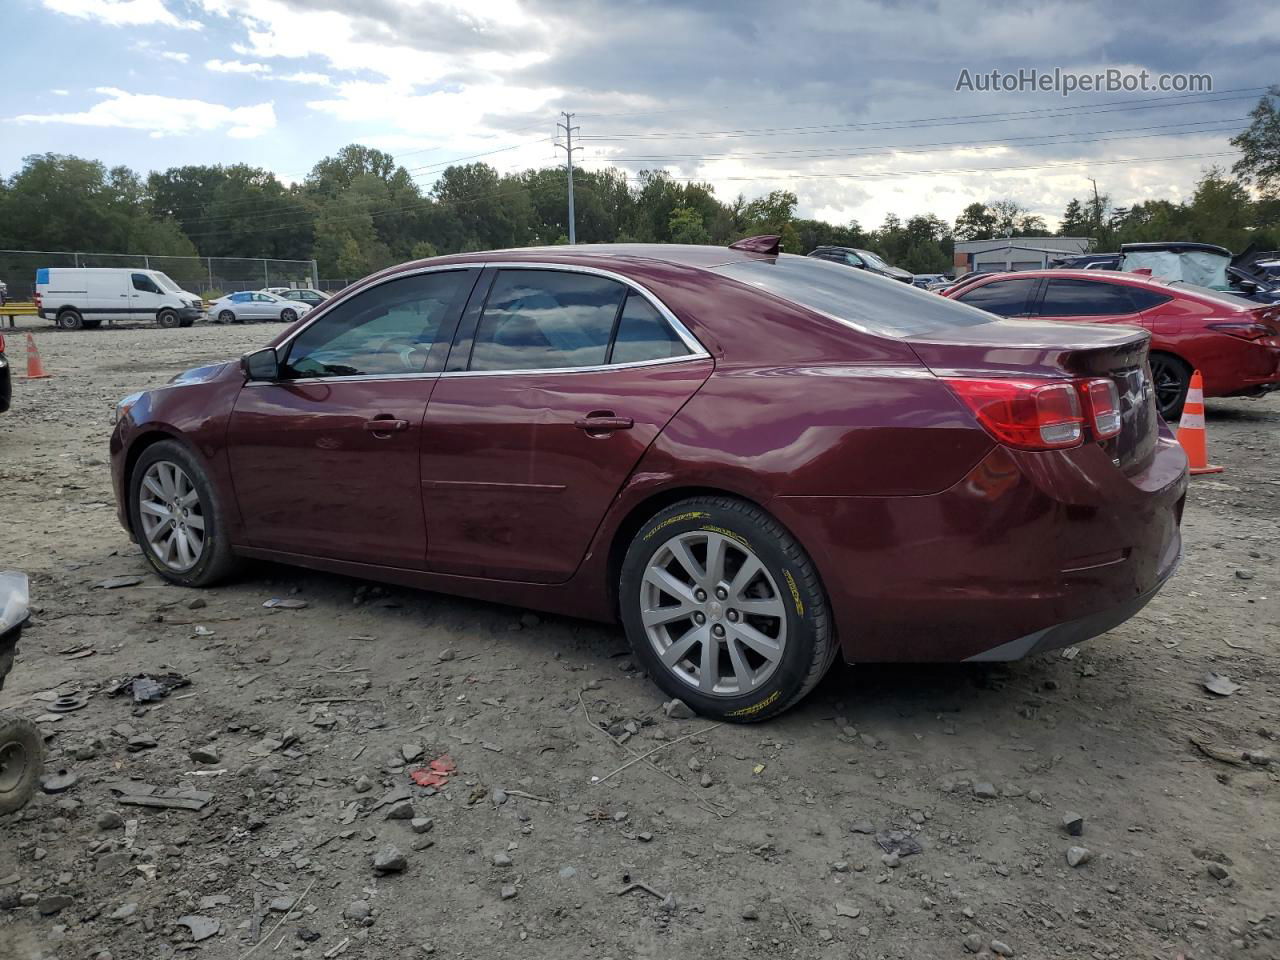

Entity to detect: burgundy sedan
[110,241,1187,721]
[946,269,1280,420]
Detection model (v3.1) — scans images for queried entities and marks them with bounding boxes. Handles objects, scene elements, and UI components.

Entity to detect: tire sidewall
[620,500,825,721]
[158,310,179,329]
[0,713,43,816]
[56,309,83,330]
[1151,353,1190,421]
[218,310,235,324]
[128,440,230,587]
[281,309,297,323]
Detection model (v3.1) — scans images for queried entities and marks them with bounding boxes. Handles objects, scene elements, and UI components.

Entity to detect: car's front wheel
[157,309,180,329]
[619,496,835,722]
[128,440,237,587]
[281,308,298,323]
[217,310,235,324]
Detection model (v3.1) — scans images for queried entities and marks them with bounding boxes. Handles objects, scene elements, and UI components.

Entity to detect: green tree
[953,202,997,241]
[1231,85,1280,198]
[668,205,710,244]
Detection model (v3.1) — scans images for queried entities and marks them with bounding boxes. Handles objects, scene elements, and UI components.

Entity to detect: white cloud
[159,50,190,63]
[279,72,332,86]
[11,87,276,139]
[51,89,70,96]
[206,58,272,74]
[41,0,202,30]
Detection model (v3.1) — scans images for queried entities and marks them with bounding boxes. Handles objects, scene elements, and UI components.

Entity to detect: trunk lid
[906,319,1157,474]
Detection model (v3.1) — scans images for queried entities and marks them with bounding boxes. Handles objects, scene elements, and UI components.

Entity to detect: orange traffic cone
[21,333,50,380]
[1175,370,1222,475]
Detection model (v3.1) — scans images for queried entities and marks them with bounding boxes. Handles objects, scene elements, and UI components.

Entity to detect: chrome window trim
[267,260,709,376]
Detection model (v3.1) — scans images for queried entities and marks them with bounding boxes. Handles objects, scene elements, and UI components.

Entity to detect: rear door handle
[574,414,634,432]
[363,418,410,435]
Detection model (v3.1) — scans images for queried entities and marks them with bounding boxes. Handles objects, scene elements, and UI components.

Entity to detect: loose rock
[663,698,696,720]
[373,846,407,873]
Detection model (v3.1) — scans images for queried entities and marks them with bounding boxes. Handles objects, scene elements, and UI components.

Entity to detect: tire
[218,310,236,324]
[82,319,102,330]
[0,713,43,816]
[157,309,180,329]
[281,308,298,324]
[127,439,238,587]
[619,496,835,722]
[56,309,83,331]
[1149,352,1191,422]
[179,318,194,328]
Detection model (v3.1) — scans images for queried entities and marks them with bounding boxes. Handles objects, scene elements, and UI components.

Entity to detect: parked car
[1052,253,1121,270]
[111,240,1187,721]
[946,269,1280,419]
[34,268,203,330]
[264,288,330,309]
[1117,242,1280,304]
[209,291,313,324]
[0,333,10,414]
[807,246,914,283]
[911,273,949,289]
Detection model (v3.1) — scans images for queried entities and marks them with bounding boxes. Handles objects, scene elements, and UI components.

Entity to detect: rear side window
[1038,278,1138,316]
[955,277,1040,317]
[1127,287,1173,311]
[712,256,996,337]
[470,270,627,371]
[611,293,690,364]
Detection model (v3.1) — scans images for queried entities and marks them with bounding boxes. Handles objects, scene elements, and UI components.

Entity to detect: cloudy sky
[5,0,1278,230]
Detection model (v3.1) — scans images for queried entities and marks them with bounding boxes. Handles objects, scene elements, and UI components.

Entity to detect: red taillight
[1080,378,1121,439]
[0,334,5,353]
[1207,321,1273,341]
[944,378,1084,450]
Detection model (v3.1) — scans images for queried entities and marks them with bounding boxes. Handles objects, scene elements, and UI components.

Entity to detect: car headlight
[114,392,143,424]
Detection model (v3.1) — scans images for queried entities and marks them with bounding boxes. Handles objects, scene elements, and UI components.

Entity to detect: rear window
[1165,281,1259,310]
[710,255,996,337]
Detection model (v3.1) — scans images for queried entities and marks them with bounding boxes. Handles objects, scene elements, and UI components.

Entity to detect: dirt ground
[0,319,1277,960]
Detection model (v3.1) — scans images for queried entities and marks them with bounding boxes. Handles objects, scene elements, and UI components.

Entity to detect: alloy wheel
[1148,356,1186,419]
[138,460,206,572]
[640,531,788,697]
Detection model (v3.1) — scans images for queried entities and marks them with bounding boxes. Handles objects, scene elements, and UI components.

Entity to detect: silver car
[208,291,312,324]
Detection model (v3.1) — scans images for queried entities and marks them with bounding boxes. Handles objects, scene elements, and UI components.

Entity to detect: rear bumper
[771,429,1189,663]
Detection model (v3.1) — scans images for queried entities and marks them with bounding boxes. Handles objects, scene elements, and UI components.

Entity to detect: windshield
[153,272,183,293]
[711,255,996,337]
[855,249,893,271]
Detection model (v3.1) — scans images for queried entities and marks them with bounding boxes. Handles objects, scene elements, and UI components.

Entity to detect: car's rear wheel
[129,440,237,587]
[281,308,297,323]
[619,496,835,722]
[217,310,236,324]
[56,309,83,330]
[1149,352,1191,421]
[0,713,43,816]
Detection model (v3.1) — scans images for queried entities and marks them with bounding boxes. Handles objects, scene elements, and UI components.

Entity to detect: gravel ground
[0,319,1277,960]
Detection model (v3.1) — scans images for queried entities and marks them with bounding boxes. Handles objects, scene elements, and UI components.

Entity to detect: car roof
[965,268,1159,286]
[418,243,768,273]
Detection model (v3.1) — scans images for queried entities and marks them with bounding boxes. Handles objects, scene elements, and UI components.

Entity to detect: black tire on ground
[82,318,102,330]
[179,318,194,328]
[127,439,239,588]
[619,496,836,722]
[55,309,83,330]
[218,310,236,324]
[1149,352,1191,422]
[281,308,297,323]
[157,309,180,329]
[0,712,43,817]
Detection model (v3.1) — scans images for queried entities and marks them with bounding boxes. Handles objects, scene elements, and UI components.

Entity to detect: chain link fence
[0,249,318,302]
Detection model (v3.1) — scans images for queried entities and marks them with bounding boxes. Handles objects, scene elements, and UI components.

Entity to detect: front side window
[284,270,470,378]
[955,277,1040,317]
[132,273,161,294]
[469,270,628,372]
[1038,278,1138,317]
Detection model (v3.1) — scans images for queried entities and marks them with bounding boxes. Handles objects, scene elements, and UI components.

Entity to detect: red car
[946,269,1280,420]
[110,241,1187,721]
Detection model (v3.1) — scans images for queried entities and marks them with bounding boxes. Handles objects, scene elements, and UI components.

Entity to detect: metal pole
[311,260,318,289]
[74,252,80,267]
[208,257,214,292]
[556,112,581,245]
[263,260,270,289]
[144,255,150,268]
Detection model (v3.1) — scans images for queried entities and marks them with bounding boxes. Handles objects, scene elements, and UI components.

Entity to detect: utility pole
[556,112,581,244]
[1088,177,1103,249]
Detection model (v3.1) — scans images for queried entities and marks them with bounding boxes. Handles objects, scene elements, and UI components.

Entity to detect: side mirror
[241,347,280,381]
[1236,280,1258,294]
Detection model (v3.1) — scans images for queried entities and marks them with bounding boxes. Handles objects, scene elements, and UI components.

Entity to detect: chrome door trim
[265,260,709,370]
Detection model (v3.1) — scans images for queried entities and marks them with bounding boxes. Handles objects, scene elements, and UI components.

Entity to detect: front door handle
[574,413,634,433]
[363,418,410,435]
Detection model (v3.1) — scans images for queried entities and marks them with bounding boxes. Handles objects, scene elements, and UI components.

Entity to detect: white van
[34,268,204,330]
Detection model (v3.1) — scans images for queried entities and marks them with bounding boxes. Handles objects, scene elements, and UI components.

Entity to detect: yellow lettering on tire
[725,689,780,717]
[643,511,710,540]
[783,570,804,616]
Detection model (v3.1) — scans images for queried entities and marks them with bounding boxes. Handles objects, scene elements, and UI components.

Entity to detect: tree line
[1,87,1277,282]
